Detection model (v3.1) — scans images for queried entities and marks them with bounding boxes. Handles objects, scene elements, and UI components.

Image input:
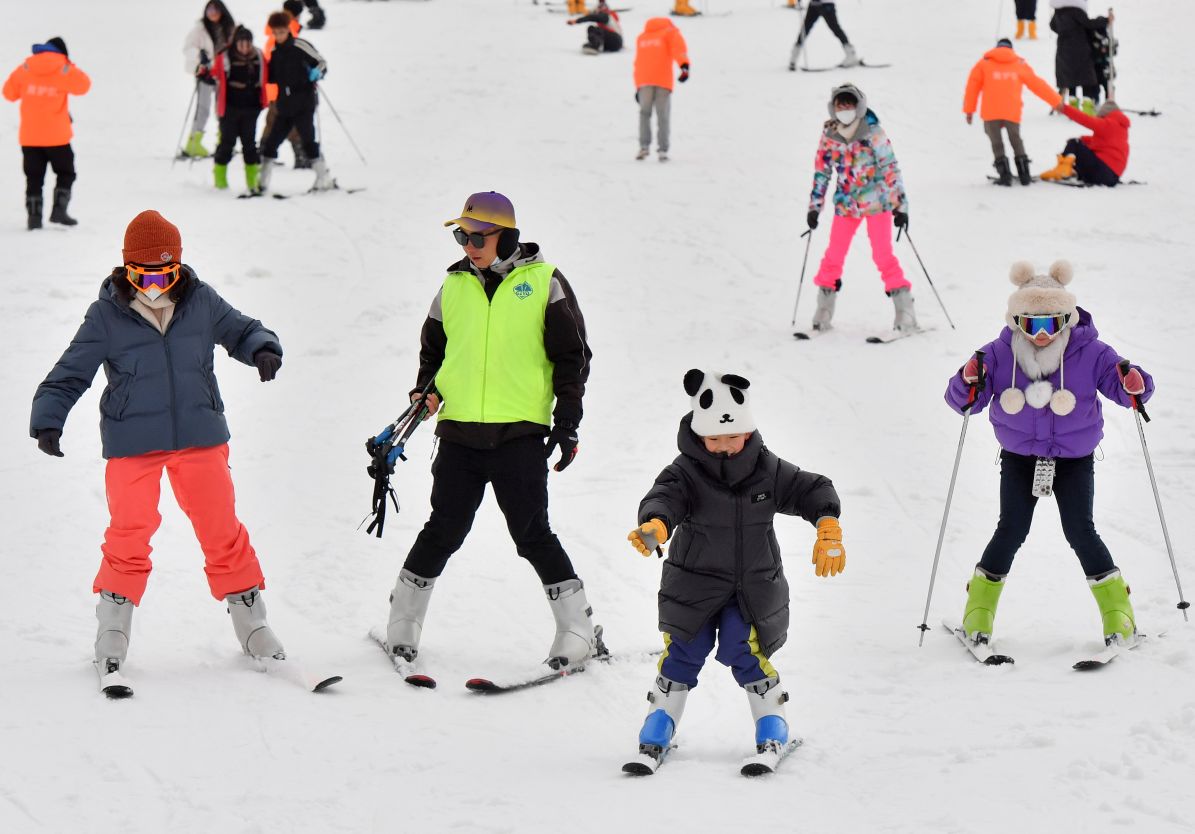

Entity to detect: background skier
[204,25,267,193]
[1014,0,1039,39]
[568,0,623,55]
[3,36,90,230]
[181,1,236,159]
[1039,99,1130,186]
[1049,0,1112,114]
[788,0,859,72]
[263,3,309,169]
[634,17,689,161]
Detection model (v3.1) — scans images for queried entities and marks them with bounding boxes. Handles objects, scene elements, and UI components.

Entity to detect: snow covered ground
[2,1,1194,831]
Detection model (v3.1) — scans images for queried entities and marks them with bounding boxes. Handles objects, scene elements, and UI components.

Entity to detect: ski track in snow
[1,1,1193,832]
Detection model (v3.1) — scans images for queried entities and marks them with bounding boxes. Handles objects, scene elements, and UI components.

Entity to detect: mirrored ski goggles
[125,263,182,294]
[452,227,502,248]
[1014,313,1070,336]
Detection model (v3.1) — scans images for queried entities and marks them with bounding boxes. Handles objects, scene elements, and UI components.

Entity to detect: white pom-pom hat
[999,261,1078,417]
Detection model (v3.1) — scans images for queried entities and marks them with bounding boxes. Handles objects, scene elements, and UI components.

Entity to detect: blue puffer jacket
[30,269,282,459]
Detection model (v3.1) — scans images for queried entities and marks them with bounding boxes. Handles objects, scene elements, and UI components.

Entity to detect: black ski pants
[403,435,578,585]
[1014,0,1037,20]
[1065,138,1120,186]
[797,3,850,46]
[22,145,76,196]
[978,451,1117,579]
[214,107,263,166]
[586,27,623,53]
[260,103,319,162]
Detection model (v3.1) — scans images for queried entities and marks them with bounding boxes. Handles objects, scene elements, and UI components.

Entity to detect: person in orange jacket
[3,37,90,230]
[963,38,1061,186]
[262,3,308,168]
[634,18,689,162]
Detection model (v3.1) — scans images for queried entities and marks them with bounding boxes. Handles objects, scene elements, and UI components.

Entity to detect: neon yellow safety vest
[436,262,556,426]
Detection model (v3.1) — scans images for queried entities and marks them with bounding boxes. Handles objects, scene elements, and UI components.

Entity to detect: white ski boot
[812,286,837,331]
[226,587,285,659]
[741,676,799,776]
[386,569,436,661]
[890,287,918,332]
[841,43,861,68]
[312,157,336,191]
[95,591,135,698]
[624,675,689,775]
[544,577,596,670]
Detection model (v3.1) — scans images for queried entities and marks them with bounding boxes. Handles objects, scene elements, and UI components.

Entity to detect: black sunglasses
[452,227,501,248]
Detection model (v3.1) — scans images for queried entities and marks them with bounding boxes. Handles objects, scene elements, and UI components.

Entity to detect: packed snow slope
[2,1,1193,832]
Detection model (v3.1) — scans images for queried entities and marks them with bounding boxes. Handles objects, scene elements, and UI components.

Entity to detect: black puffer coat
[638,415,841,657]
[1050,7,1107,90]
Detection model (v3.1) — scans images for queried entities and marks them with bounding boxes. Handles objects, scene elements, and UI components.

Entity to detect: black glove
[678,63,690,83]
[36,429,63,458]
[253,350,283,382]
[545,422,579,472]
[807,210,819,230]
[893,210,909,230]
[635,89,640,103]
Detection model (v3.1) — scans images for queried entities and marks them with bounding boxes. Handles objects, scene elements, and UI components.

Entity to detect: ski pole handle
[963,350,985,413]
[1117,359,1150,422]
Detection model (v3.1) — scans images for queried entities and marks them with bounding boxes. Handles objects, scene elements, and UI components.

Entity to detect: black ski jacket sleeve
[575,12,611,25]
[771,455,841,524]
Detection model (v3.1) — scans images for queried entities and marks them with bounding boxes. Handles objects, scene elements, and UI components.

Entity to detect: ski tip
[404,674,437,689]
[1072,660,1104,671]
[103,685,134,700]
[740,762,774,777]
[312,675,343,692]
[622,761,655,776]
[793,332,811,340]
[864,336,883,343]
[465,677,499,693]
[983,655,1015,666]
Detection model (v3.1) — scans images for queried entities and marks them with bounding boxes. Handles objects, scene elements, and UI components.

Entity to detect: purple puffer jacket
[944,308,1154,458]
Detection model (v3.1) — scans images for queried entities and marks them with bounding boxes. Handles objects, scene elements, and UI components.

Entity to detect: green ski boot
[962,568,1006,642]
[1080,98,1097,116]
[245,163,261,193]
[213,163,229,190]
[184,130,210,158]
[1089,571,1136,645]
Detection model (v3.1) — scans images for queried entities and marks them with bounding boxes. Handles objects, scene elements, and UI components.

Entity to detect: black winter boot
[1014,155,1033,186]
[26,194,43,230]
[992,156,1013,187]
[49,187,78,226]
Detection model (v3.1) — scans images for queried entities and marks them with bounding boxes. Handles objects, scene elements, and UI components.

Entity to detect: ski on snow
[368,627,438,688]
[1073,634,1150,670]
[236,185,365,200]
[623,742,677,776]
[794,327,932,343]
[799,61,890,72]
[740,738,804,777]
[96,659,134,699]
[465,625,614,695]
[943,620,1014,665]
[986,175,1146,188]
[252,655,342,693]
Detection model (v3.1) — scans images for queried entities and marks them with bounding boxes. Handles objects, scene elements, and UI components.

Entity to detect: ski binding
[944,620,1014,665]
[369,627,437,688]
[741,737,803,777]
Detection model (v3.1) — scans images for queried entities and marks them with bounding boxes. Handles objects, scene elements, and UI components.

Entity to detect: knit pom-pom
[1000,387,1026,415]
[1009,261,1036,286]
[1048,260,1074,286]
[1050,389,1076,416]
[1025,380,1054,409]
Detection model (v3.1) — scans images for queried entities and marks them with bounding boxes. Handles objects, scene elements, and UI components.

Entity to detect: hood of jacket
[446,241,545,279]
[983,46,1019,63]
[677,413,764,488]
[643,17,677,34]
[23,51,70,76]
[825,82,869,120]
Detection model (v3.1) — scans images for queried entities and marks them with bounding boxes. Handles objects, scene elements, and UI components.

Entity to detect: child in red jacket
[1039,100,1130,186]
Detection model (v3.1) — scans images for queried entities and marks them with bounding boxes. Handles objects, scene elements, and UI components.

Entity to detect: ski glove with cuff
[35,428,63,458]
[1120,366,1146,396]
[628,519,669,557]
[307,66,325,82]
[893,210,909,230]
[678,63,690,83]
[545,421,579,472]
[962,356,987,384]
[807,210,819,230]
[253,350,283,382]
[812,516,845,577]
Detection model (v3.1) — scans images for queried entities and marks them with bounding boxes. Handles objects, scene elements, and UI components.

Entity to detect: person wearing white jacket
[181,2,236,159]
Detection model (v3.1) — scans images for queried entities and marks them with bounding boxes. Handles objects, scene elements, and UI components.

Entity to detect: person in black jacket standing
[206,26,267,192]
[255,11,332,193]
[1049,1,1111,113]
[624,370,843,771]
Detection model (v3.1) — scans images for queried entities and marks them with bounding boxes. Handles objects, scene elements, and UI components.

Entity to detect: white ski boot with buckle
[386,569,436,662]
[312,157,336,191]
[841,43,861,68]
[624,675,689,775]
[226,587,285,659]
[812,286,837,331]
[96,590,133,669]
[544,577,596,670]
[890,287,919,333]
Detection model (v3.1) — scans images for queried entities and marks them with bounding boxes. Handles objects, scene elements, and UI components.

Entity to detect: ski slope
[2,1,1193,832]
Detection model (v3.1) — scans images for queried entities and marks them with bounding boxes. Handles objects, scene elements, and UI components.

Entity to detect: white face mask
[836,108,857,126]
[141,286,164,302]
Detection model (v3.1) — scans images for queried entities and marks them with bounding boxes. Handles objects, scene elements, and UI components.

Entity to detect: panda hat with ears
[684,369,756,436]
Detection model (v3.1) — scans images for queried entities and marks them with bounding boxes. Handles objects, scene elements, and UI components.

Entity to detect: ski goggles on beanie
[1013,313,1070,336]
[452,227,502,248]
[125,263,181,295]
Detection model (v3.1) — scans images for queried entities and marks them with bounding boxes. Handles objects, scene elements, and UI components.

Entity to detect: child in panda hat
[623,370,843,773]
[944,260,1154,648]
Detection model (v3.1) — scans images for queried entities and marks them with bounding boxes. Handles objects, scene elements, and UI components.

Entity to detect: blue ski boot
[623,675,688,775]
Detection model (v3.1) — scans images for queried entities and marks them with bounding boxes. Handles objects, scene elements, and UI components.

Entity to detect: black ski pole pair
[361,379,436,538]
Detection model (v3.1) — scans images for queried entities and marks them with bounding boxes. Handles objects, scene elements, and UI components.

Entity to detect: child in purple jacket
[944,261,1153,647]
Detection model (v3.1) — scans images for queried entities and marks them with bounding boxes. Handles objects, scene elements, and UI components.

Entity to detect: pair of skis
[237,185,366,200]
[944,620,1147,670]
[622,738,803,777]
[95,655,342,699]
[794,326,933,344]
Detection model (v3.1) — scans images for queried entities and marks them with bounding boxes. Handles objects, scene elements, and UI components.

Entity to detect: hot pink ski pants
[813,212,910,293]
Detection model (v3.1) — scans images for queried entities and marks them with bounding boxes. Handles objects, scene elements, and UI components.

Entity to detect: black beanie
[996,37,1013,48]
[283,0,304,17]
[233,25,253,44]
[46,37,68,57]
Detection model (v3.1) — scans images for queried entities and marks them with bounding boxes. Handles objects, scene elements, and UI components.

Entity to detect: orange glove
[812,517,845,577]
[628,519,668,557]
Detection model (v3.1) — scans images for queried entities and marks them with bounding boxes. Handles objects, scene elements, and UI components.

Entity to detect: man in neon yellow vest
[383,192,597,674]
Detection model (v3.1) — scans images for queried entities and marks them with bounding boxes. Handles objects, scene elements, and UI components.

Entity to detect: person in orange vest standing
[963,38,1061,186]
[3,37,91,230]
[634,18,689,162]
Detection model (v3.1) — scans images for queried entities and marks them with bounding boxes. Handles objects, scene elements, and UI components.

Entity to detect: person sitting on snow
[568,1,623,55]
[1039,99,1130,186]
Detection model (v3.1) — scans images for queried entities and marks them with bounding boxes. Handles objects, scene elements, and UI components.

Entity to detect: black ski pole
[789,228,814,328]
[918,351,985,645]
[315,83,368,165]
[1118,360,1190,621]
[898,226,956,330]
[362,380,435,537]
[171,81,200,168]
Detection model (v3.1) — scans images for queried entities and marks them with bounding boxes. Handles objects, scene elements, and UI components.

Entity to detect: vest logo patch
[752,492,770,504]
[513,281,534,300]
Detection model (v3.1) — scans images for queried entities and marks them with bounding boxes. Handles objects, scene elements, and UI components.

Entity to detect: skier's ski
[793,328,830,341]
[740,738,804,777]
[253,655,342,693]
[1073,634,1148,671]
[237,191,264,200]
[802,61,890,72]
[466,625,630,695]
[95,659,134,700]
[622,742,677,776]
[866,326,934,344]
[271,185,366,200]
[943,619,1014,665]
[368,627,437,689]
[1038,179,1146,188]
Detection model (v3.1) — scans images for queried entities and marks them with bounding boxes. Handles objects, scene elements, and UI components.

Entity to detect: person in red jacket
[2,37,91,230]
[1039,99,1130,186]
[963,38,1061,186]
